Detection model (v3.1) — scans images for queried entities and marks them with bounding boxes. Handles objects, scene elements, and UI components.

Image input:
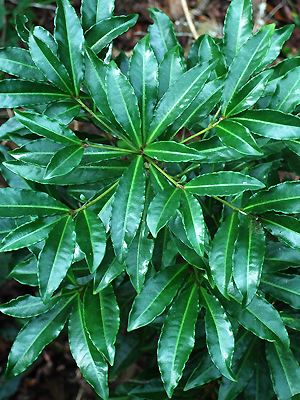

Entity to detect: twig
[181,0,199,40]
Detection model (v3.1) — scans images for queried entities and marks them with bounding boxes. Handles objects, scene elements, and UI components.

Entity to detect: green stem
[86,142,136,154]
[180,118,223,144]
[145,157,183,188]
[176,163,200,178]
[213,196,247,215]
[75,181,119,213]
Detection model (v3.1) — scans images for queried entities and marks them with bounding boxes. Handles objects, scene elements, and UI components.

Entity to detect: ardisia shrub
[1,0,300,398]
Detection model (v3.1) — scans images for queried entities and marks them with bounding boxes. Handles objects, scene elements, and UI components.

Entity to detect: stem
[146,157,182,188]
[181,0,199,40]
[180,118,223,144]
[213,196,248,215]
[86,142,136,154]
[176,163,200,178]
[75,181,119,213]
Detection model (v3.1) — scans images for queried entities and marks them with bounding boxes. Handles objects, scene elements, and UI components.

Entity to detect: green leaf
[184,352,221,391]
[261,213,300,249]
[128,264,188,331]
[269,66,300,113]
[244,181,300,214]
[83,286,119,365]
[0,216,63,252]
[281,312,300,331]
[222,25,274,112]
[158,282,199,397]
[107,62,142,148]
[233,216,265,305]
[111,156,145,260]
[223,0,253,65]
[38,215,76,302]
[75,209,106,273]
[45,145,84,179]
[229,295,290,347]
[148,8,179,62]
[6,295,74,376]
[266,342,300,400]
[185,172,264,196]
[147,187,181,238]
[45,100,80,124]
[261,25,294,68]
[216,120,262,156]
[0,79,69,108]
[209,211,239,297]
[69,296,109,399]
[180,191,205,257]
[144,141,204,162]
[261,273,300,309]
[15,110,81,145]
[0,295,57,318]
[9,256,38,287]
[233,109,300,140]
[200,287,235,381]
[147,62,214,143]
[86,15,138,54]
[83,146,132,164]
[29,27,73,94]
[0,188,69,217]
[126,227,154,293]
[81,0,115,31]
[158,45,186,98]
[129,35,158,140]
[94,256,124,293]
[0,48,45,81]
[225,70,273,117]
[54,0,84,95]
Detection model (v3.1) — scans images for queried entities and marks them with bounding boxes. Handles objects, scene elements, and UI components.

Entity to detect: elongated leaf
[111,156,145,261]
[200,287,235,381]
[147,62,215,143]
[144,141,203,162]
[76,210,106,273]
[184,352,221,391]
[54,0,84,95]
[158,282,199,397]
[29,28,73,94]
[0,48,45,81]
[128,264,188,331]
[266,342,300,400]
[45,145,84,179]
[0,295,57,318]
[148,8,179,62]
[216,120,262,156]
[81,0,115,31]
[281,312,300,331]
[84,286,119,365]
[181,191,205,256]
[261,273,300,309]
[9,256,38,287]
[82,146,132,164]
[222,25,274,111]
[94,257,124,293]
[0,79,69,107]
[158,45,186,98]
[129,35,158,139]
[6,296,74,376]
[147,187,181,238]
[186,172,264,196]
[0,216,62,252]
[261,24,294,68]
[15,110,81,145]
[233,109,300,140]
[261,213,300,249]
[0,188,69,217]
[38,215,76,302]
[223,0,253,65]
[69,297,109,399]
[45,100,80,124]
[225,70,273,116]
[233,216,265,305]
[86,15,138,54]
[244,181,300,214]
[107,62,142,148]
[269,66,300,113]
[229,295,290,347]
[209,212,239,297]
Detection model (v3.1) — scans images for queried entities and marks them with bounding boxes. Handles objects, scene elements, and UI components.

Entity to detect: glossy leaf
[0,295,57,318]
[69,296,109,399]
[261,213,300,249]
[128,264,188,331]
[184,352,221,391]
[45,145,84,179]
[233,216,265,305]
[38,215,76,302]
[261,273,300,309]
[144,141,203,162]
[269,66,300,113]
[186,172,264,196]
[111,156,145,260]
[9,256,38,287]
[81,0,115,31]
[261,24,294,68]
[83,286,119,365]
[158,282,199,397]
[75,209,106,273]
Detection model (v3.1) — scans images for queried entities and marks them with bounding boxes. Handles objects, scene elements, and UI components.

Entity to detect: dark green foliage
[1,0,300,398]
